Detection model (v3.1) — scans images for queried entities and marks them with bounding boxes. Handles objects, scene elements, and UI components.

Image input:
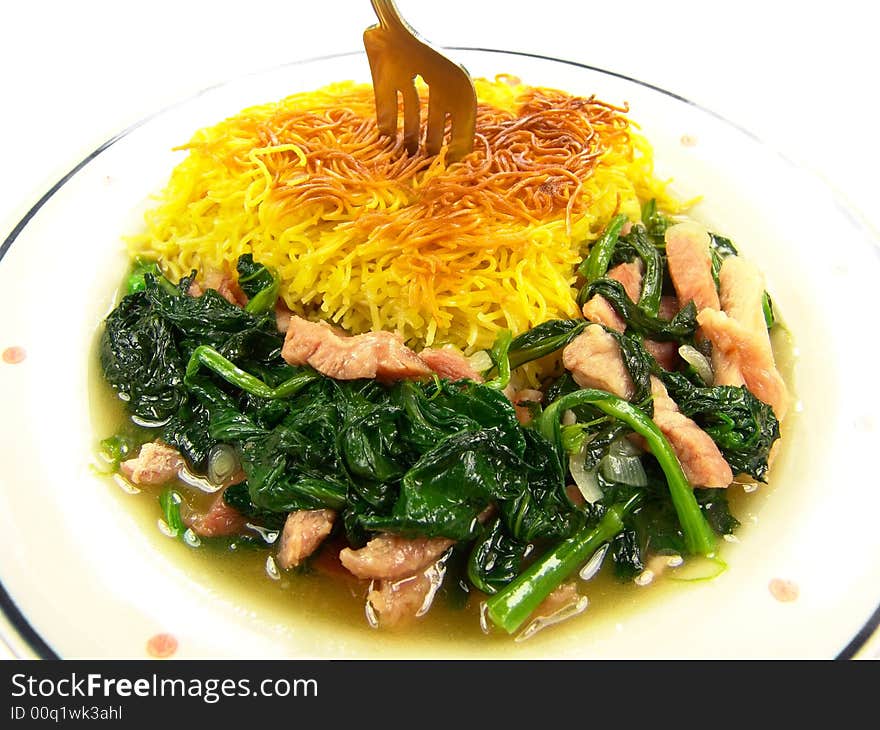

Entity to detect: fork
[364,0,477,161]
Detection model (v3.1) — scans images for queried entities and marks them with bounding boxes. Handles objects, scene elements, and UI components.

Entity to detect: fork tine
[424,92,446,157]
[366,0,477,159]
[399,78,421,155]
[363,30,399,137]
[373,79,399,137]
[447,110,477,162]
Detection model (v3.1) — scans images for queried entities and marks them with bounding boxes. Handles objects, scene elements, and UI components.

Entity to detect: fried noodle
[130,76,680,351]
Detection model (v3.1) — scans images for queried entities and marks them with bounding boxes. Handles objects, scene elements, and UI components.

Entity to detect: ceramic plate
[1,49,878,659]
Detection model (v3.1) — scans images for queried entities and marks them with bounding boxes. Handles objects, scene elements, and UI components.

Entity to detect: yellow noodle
[129,76,681,353]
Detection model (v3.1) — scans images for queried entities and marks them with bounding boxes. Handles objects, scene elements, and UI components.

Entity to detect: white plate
[1,49,878,659]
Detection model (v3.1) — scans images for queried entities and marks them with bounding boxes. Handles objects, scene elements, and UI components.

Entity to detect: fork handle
[370,0,409,31]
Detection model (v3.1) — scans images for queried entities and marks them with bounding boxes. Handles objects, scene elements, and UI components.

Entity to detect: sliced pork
[190,492,248,537]
[511,388,544,425]
[419,347,483,382]
[583,262,680,371]
[562,324,635,399]
[581,260,644,332]
[119,441,184,486]
[274,299,293,334]
[276,509,336,570]
[698,255,788,419]
[698,309,788,420]
[665,222,720,312]
[644,339,679,371]
[718,256,768,335]
[187,268,248,307]
[367,561,445,628]
[649,296,683,372]
[339,533,454,581]
[649,376,733,488]
[562,334,733,488]
[281,315,433,381]
[532,582,581,619]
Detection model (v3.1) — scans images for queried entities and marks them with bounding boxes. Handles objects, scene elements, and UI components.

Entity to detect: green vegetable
[237,254,281,315]
[537,388,716,557]
[467,518,529,595]
[609,330,654,407]
[222,482,286,530]
[360,428,527,540]
[578,278,698,341]
[125,259,164,295]
[100,244,771,636]
[485,495,639,634]
[696,488,740,536]
[641,198,670,237]
[661,371,780,481]
[500,429,586,542]
[486,329,513,389]
[578,214,628,280]
[627,226,662,318]
[762,292,775,329]
[159,488,185,538]
[506,319,587,371]
[100,290,187,423]
[440,546,472,610]
[709,233,738,283]
[99,434,137,467]
[185,345,319,400]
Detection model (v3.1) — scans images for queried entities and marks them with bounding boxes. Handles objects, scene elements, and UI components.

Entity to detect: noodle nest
[129,76,680,352]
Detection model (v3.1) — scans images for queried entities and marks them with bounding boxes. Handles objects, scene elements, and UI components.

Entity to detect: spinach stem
[244,278,280,315]
[486,329,513,390]
[630,227,662,318]
[485,495,638,634]
[578,214,627,280]
[185,345,318,399]
[537,388,717,557]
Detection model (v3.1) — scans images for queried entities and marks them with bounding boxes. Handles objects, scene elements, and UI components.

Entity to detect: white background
[1,0,877,238]
[0,0,877,658]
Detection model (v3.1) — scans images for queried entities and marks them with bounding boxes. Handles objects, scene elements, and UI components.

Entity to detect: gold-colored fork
[364,0,477,161]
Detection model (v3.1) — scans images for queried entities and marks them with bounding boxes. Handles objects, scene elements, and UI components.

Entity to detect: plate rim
[1,46,877,661]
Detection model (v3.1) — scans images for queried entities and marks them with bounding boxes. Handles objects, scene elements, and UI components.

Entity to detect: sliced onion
[599,452,648,487]
[467,349,493,373]
[569,439,603,504]
[579,543,609,581]
[608,435,642,458]
[667,555,728,582]
[678,344,714,386]
[208,444,240,485]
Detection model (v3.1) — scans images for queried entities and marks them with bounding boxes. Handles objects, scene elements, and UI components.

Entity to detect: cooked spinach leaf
[222,482,287,530]
[578,213,628,280]
[578,278,698,341]
[507,319,587,371]
[661,371,780,481]
[468,518,529,594]
[100,290,186,423]
[362,428,528,540]
[237,254,280,315]
[159,488,185,538]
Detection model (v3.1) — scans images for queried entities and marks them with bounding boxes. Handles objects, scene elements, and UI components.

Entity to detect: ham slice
[281,316,432,381]
[339,533,453,581]
[276,509,337,569]
[665,222,720,312]
[698,256,788,419]
[562,324,635,400]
